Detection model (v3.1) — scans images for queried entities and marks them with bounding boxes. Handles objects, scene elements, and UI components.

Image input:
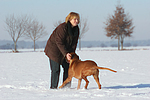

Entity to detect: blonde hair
[65,12,80,24]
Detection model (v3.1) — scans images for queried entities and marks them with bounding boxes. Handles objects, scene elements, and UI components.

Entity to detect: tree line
[4,1,134,52]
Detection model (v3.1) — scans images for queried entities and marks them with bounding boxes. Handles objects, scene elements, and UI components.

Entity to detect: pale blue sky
[0,0,150,41]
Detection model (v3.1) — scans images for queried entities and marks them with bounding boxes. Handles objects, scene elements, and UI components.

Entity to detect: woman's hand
[66,53,71,62]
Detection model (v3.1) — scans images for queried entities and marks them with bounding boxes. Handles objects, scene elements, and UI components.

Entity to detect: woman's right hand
[66,53,71,62]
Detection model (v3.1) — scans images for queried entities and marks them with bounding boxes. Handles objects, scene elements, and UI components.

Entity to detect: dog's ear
[76,55,79,59]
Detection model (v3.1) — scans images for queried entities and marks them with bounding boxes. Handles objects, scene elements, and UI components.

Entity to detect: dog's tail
[96,66,117,73]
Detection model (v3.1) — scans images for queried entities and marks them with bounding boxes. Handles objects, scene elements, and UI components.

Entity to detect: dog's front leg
[59,77,72,89]
[77,79,82,90]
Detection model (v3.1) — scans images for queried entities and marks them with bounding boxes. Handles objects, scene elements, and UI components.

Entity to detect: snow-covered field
[0,47,150,100]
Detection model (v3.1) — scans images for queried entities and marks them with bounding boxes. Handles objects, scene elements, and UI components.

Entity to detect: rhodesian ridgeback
[59,53,117,89]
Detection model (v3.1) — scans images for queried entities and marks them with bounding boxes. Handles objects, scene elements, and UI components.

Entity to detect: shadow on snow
[103,84,150,89]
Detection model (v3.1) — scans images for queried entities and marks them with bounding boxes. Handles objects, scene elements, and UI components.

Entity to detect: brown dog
[59,53,117,89]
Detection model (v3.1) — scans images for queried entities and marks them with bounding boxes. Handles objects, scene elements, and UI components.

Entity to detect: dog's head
[68,52,79,65]
[70,52,79,60]
[65,52,79,64]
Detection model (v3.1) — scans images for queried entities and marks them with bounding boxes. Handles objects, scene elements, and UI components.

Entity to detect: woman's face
[70,17,79,27]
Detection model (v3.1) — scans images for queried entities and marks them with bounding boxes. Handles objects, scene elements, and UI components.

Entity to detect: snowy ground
[0,47,150,100]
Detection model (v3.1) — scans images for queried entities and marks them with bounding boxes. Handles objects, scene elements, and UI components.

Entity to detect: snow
[0,47,150,100]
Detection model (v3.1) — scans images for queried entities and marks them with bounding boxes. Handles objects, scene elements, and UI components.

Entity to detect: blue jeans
[49,59,69,89]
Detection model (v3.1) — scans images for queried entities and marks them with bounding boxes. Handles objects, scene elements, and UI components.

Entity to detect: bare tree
[5,14,28,52]
[25,19,47,51]
[78,17,89,50]
[104,2,135,50]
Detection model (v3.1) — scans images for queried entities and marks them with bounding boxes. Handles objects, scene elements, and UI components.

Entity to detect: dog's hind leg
[59,77,72,89]
[83,77,89,89]
[93,72,101,89]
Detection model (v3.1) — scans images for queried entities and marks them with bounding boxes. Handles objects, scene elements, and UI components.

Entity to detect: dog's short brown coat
[59,53,117,89]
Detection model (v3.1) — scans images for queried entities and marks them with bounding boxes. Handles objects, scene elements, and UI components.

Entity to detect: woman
[44,12,80,89]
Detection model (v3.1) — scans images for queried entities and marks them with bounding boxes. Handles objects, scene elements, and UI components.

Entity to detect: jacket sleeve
[55,25,69,57]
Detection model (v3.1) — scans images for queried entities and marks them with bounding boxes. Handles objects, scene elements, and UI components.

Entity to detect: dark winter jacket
[44,22,79,64]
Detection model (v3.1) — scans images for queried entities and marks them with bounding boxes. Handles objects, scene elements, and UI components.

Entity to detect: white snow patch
[0,47,150,100]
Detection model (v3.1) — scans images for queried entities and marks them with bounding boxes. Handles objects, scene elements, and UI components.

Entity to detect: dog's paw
[59,86,62,89]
